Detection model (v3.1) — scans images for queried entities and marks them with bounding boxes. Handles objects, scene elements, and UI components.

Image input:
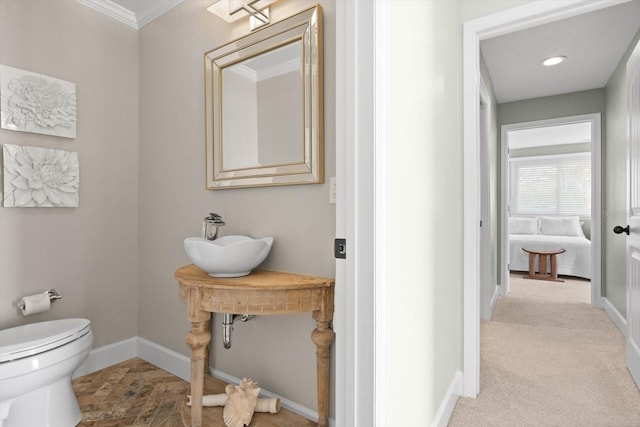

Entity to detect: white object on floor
[187,393,280,413]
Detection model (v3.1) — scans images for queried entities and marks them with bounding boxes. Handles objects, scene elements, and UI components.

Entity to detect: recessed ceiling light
[542,56,567,66]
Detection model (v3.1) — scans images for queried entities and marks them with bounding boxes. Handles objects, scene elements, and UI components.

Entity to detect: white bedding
[509,234,591,279]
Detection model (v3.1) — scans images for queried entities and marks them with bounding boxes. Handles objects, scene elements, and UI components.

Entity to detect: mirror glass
[221,42,303,170]
[205,6,323,189]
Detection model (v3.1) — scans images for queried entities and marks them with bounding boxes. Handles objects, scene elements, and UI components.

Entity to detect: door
[626,39,640,389]
[479,95,492,320]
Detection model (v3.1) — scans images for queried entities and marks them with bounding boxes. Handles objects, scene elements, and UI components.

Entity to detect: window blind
[509,152,591,217]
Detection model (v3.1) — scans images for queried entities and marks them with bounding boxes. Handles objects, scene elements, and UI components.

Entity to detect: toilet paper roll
[20,292,51,316]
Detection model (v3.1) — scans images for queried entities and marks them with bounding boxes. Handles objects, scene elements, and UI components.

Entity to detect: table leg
[550,254,558,281]
[185,312,211,427]
[528,253,536,278]
[539,254,548,278]
[311,317,334,427]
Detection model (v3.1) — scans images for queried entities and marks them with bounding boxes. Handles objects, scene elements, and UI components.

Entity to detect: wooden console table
[522,247,566,282]
[175,264,335,427]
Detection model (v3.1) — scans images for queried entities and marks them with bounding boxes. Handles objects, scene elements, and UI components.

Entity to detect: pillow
[509,217,539,234]
[539,216,585,237]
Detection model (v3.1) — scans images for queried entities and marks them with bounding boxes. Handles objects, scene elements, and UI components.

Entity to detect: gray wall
[137,0,336,413]
[0,0,140,347]
[497,89,606,125]
[496,89,606,283]
[604,28,640,317]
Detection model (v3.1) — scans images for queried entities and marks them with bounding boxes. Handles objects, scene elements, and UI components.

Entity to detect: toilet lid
[0,318,91,363]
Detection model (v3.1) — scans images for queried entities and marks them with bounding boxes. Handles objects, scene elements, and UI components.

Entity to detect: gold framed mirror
[205,5,323,189]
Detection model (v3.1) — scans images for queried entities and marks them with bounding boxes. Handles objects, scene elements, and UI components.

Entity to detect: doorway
[500,114,601,306]
[462,0,635,397]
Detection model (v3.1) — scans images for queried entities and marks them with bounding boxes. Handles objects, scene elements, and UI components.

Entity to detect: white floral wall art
[3,144,79,207]
[0,65,76,138]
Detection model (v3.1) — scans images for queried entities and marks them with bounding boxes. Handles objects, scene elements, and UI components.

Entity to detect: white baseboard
[72,336,330,425]
[431,370,462,427]
[137,337,191,382]
[72,336,137,379]
[603,297,627,338]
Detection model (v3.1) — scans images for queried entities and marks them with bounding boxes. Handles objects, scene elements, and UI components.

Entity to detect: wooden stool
[522,248,566,282]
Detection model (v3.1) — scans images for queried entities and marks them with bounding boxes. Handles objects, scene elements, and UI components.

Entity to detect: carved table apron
[176,264,335,427]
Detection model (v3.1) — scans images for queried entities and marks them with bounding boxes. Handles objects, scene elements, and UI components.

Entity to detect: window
[509,152,591,217]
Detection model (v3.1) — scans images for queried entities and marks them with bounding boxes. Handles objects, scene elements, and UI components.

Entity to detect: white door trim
[373,1,389,425]
[499,112,510,298]
[335,0,382,425]
[499,113,602,307]
[478,77,493,321]
[462,0,630,397]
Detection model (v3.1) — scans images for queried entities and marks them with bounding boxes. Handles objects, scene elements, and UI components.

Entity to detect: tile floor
[72,358,315,426]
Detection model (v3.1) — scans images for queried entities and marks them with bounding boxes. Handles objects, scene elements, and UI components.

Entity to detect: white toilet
[0,318,93,427]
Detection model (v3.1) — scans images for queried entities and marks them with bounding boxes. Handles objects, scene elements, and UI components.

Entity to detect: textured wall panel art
[0,65,76,138]
[3,144,79,207]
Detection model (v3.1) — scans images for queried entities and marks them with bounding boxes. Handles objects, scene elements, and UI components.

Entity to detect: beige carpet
[449,274,640,426]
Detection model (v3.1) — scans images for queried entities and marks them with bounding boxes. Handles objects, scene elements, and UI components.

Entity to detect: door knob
[613,225,630,235]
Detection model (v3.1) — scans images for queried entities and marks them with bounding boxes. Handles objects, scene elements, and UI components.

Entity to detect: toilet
[0,318,93,427]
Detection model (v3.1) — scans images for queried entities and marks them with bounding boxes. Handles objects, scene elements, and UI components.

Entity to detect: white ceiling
[480,0,640,103]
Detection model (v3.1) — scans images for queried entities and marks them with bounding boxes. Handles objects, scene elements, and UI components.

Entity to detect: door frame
[335,0,384,425]
[479,78,494,321]
[462,0,631,397]
[499,113,602,307]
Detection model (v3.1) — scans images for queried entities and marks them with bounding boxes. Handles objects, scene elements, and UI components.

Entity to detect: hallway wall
[383,0,533,424]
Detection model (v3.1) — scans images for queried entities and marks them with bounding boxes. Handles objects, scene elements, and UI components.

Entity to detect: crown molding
[135,1,183,28]
[77,0,183,29]
[77,0,137,28]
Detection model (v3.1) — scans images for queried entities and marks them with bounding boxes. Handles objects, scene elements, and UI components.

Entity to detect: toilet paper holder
[17,289,62,311]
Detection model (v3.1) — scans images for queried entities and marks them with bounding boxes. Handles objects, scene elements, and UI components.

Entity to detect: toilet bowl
[0,318,93,427]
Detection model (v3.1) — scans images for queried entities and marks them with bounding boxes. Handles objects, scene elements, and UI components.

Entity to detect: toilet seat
[0,319,91,363]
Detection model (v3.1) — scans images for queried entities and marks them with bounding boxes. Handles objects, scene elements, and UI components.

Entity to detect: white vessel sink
[183,235,274,277]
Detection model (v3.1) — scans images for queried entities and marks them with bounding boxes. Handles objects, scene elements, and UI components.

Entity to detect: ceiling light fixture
[542,56,567,66]
[207,0,277,30]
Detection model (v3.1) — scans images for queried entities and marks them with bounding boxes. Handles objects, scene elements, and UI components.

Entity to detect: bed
[509,216,592,280]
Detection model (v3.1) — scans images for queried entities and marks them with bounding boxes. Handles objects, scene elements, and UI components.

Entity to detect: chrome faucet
[202,213,225,240]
